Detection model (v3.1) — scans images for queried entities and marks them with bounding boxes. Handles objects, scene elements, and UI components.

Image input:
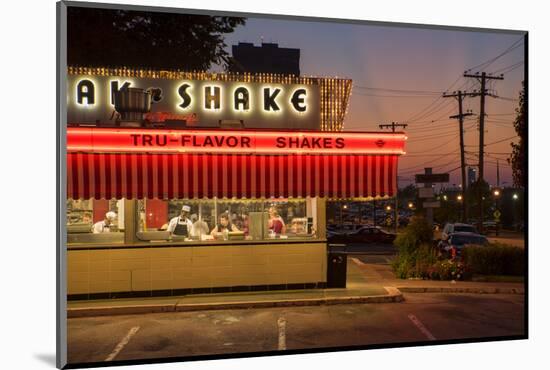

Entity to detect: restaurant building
[66,66,406,299]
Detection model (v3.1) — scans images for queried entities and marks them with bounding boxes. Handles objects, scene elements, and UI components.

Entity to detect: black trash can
[327,244,348,288]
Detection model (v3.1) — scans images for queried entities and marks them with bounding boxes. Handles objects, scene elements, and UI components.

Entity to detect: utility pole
[442,90,474,222]
[497,159,500,187]
[379,121,408,132]
[380,122,408,233]
[463,72,504,232]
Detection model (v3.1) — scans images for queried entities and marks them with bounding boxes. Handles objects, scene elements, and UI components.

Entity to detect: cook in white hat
[92,211,118,234]
[168,205,194,236]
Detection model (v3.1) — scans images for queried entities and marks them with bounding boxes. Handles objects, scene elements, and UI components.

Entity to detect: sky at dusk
[215,16,525,188]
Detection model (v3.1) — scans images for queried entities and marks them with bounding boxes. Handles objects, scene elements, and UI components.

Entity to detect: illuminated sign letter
[178,83,192,109]
[234,87,250,111]
[149,87,163,103]
[291,88,307,112]
[263,87,281,112]
[204,86,221,110]
[110,81,131,104]
[76,79,95,105]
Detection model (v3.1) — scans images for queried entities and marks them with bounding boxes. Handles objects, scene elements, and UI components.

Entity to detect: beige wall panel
[69,242,327,295]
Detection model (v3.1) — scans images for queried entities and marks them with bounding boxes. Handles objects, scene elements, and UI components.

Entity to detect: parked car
[327,223,373,234]
[441,222,477,241]
[437,232,488,258]
[327,226,396,244]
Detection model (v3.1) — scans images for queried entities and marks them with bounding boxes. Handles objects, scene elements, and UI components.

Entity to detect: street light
[457,195,463,201]
[386,205,392,211]
[512,193,520,231]
[493,189,500,236]
[408,202,414,209]
[443,195,448,201]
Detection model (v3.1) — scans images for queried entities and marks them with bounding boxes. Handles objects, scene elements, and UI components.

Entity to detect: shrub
[427,260,471,281]
[392,216,436,279]
[393,215,434,254]
[462,243,524,276]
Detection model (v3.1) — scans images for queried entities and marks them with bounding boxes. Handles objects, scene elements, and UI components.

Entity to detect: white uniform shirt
[92,220,111,234]
[168,216,193,235]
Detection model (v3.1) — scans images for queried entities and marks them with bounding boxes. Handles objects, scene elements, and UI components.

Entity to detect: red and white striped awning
[67,152,399,199]
[67,127,405,199]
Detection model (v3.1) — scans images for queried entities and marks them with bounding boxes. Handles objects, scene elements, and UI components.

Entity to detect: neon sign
[73,79,309,114]
[67,127,407,155]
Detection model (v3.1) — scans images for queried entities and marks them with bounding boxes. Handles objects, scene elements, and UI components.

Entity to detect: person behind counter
[190,213,210,239]
[210,213,240,236]
[92,211,117,233]
[168,205,194,236]
[268,206,286,235]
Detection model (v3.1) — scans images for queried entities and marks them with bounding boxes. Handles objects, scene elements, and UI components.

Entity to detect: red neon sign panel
[67,127,407,155]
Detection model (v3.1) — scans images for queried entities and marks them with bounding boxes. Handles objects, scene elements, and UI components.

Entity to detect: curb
[175,286,404,312]
[396,286,524,294]
[67,304,176,318]
[67,287,403,318]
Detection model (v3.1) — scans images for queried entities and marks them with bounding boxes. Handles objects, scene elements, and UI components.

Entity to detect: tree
[509,81,526,188]
[67,7,246,71]
[398,184,417,200]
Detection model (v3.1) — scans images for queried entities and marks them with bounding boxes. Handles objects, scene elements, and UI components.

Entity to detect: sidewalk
[67,258,524,318]
[350,257,525,294]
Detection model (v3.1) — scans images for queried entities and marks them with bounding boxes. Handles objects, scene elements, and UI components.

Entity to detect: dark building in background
[230,42,300,76]
[468,167,477,186]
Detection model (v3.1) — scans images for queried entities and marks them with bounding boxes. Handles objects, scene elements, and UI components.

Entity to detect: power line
[353,92,438,98]
[491,60,524,75]
[495,96,519,102]
[402,75,464,123]
[407,99,456,123]
[437,165,463,174]
[353,86,441,95]
[407,114,477,129]
[407,122,477,142]
[404,151,460,157]
[409,136,458,153]
[464,36,524,73]
[407,122,464,134]
[407,130,460,143]
[399,157,462,174]
[484,135,519,146]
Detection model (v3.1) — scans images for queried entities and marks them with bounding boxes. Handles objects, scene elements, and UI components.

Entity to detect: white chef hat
[106,211,117,220]
[181,205,191,212]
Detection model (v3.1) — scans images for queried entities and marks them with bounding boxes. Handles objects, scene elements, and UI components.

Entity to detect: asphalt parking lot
[67,292,525,365]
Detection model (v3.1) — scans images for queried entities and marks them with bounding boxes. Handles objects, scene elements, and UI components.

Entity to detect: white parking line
[105,326,140,361]
[277,317,287,350]
[407,314,436,341]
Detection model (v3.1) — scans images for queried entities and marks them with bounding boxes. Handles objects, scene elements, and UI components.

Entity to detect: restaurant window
[136,197,319,243]
[213,199,264,241]
[66,199,125,244]
[264,198,316,239]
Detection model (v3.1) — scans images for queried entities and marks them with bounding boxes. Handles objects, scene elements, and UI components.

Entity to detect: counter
[67,239,328,300]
